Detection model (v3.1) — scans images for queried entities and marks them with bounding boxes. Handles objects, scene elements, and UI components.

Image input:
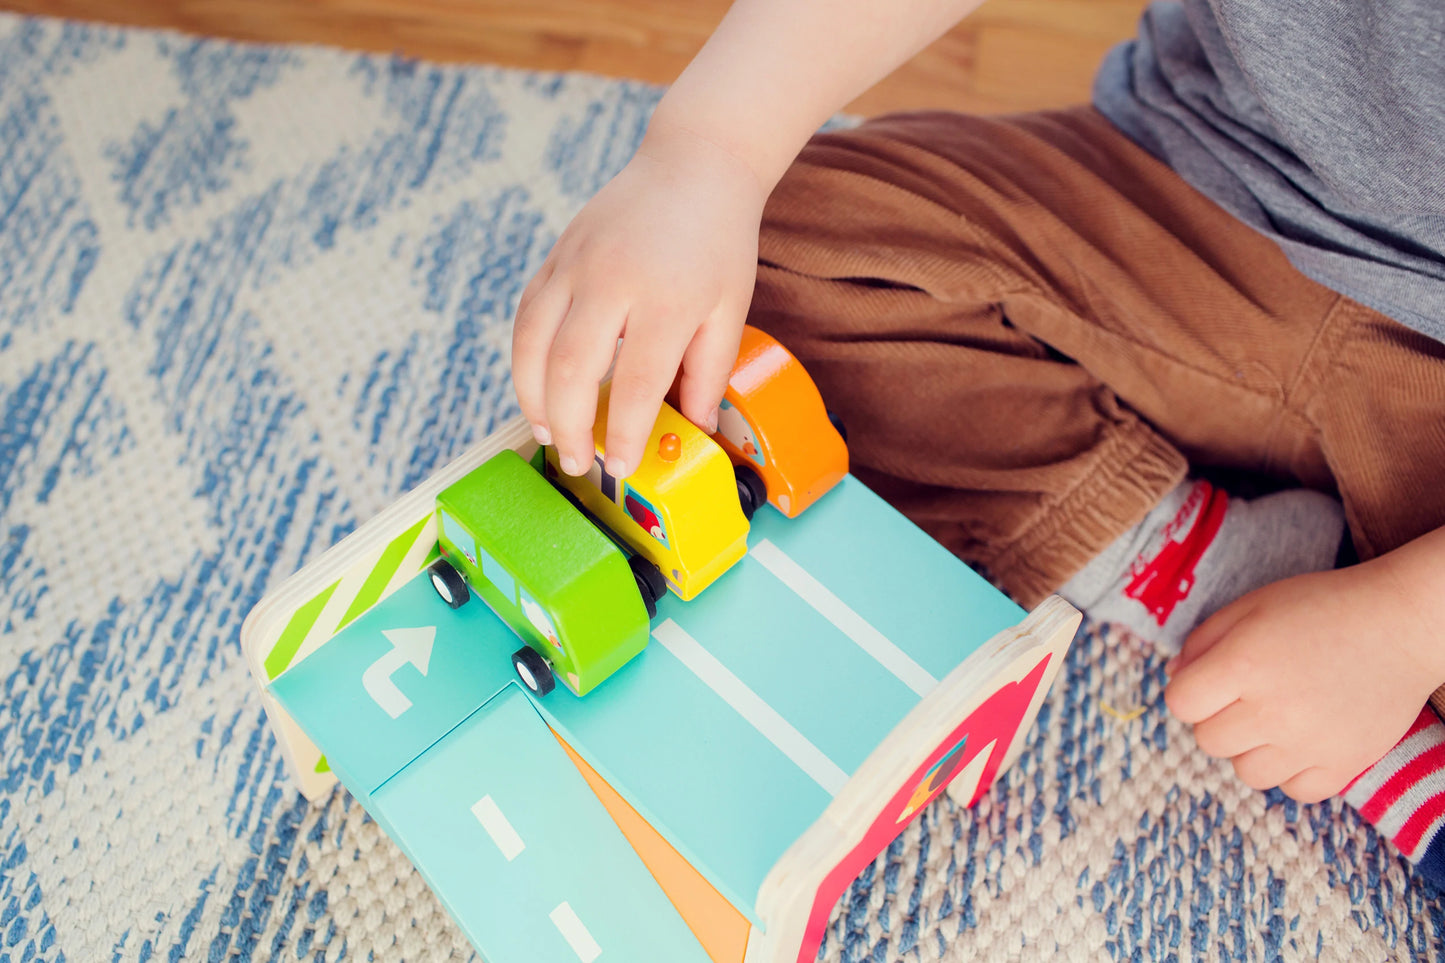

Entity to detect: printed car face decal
[717,399,765,467]
[624,488,669,548]
[519,588,561,655]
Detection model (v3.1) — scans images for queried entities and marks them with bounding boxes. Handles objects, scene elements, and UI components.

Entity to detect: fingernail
[532,424,552,446]
[706,406,719,433]
[560,454,580,475]
[606,456,628,478]
[1164,656,1179,675]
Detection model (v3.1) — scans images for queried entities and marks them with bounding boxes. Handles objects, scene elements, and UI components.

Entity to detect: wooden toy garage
[241,331,1080,963]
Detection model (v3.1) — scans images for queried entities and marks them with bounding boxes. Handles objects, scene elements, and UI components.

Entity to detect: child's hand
[509,0,1002,475]
[511,120,765,478]
[1164,547,1445,803]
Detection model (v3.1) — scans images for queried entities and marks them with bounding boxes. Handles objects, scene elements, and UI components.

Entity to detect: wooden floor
[2,0,1148,116]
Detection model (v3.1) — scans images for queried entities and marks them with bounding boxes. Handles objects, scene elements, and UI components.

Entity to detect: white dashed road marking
[470,795,525,862]
[751,539,937,696]
[550,902,602,962]
[653,618,849,796]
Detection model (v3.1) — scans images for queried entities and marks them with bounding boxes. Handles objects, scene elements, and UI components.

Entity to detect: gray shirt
[1093,0,1445,344]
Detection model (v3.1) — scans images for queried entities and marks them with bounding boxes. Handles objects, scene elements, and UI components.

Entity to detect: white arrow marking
[362,627,436,718]
[550,902,601,962]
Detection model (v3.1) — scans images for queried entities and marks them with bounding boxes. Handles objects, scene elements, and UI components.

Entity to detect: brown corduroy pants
[748,107,1445,610]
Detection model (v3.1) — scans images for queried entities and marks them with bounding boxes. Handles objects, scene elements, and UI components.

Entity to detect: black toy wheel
[427,558,470,609]
[511,646,556,697]
[734,464,768,521]
[628,554,666,619]
[827,409,848,443]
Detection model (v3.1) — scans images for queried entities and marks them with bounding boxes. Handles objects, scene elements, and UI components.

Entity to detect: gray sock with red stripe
[1059,479,1445,885]
[1056,478,1346,655]
[1343,708,1445,884]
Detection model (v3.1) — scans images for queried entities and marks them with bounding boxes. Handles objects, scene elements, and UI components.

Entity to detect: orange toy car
[706,325,848,519]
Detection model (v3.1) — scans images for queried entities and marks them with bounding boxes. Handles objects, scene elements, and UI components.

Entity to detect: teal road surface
[270,476,1024,958]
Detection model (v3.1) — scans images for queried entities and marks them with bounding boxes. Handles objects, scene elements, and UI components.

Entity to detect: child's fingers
[1164,633,1246,725]
[1170,594,1256,675]
[676,313,746,433]
[1190,701,1264,760]
[515,256,556,323]
[544,302,626,475]
[511,276,572,443]
[1229,744,1295,792]
[603,317,693,478]
[1280,766,1348,805]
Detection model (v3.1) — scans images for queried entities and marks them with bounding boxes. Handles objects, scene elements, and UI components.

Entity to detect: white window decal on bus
[588,453,619,503]
[440,510,478,566]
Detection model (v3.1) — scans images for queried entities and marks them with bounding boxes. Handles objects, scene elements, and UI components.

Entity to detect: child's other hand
[1164,553,1444,803]
[511,119,765,479]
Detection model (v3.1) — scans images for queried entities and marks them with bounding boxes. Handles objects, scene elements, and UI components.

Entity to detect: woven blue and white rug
[2,13,1442,961]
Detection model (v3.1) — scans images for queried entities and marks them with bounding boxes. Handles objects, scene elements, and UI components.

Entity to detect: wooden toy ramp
[246,418,1080,963]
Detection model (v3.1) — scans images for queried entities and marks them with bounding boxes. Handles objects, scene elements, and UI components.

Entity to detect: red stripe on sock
[1359,739,1445,823]
[1405,708,1438,742]
[1395,791,1445,855]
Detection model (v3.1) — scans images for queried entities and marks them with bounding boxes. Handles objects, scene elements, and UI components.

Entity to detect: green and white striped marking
[262,512,441,795]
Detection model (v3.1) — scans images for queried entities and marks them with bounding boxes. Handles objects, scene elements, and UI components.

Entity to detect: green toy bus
[425,449,661,697]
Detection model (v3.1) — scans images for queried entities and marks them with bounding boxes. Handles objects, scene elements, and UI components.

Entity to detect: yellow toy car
[543,382,750,602]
